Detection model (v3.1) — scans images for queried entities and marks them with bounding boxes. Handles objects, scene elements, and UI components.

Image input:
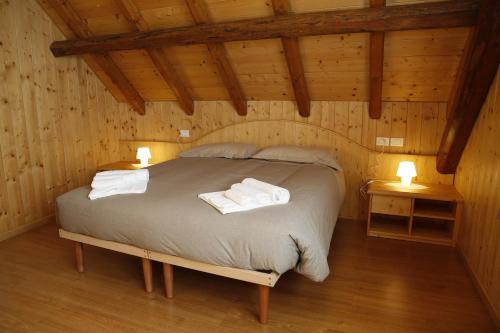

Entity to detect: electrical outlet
[376,137,390,146]
[390,138,404,147]
[180,129,190,138]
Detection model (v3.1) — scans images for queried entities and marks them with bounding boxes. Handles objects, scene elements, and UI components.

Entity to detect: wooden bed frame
[59,229,280,323]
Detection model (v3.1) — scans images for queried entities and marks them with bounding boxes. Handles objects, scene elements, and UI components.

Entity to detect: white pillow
[179,142,260,159]
[251,145,342,171]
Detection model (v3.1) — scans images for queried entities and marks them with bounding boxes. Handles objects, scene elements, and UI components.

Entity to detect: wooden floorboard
[0,219,496,332]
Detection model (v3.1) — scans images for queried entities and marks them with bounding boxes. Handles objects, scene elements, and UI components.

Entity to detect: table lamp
[396,161,417,187]
[136,147,152,167]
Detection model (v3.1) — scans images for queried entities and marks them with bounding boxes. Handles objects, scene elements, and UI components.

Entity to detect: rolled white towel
[91,169,149,190]
[242,178,290,204]
[224,187,257,206]
[230,183,272,204]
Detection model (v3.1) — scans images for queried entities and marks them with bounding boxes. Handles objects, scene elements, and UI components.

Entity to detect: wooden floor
[0,219,496,333]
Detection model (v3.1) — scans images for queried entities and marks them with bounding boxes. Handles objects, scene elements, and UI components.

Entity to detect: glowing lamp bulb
[396,161,417,187]
[136,147,152,167]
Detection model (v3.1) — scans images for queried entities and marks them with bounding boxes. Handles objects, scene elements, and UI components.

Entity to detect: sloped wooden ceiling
[40,0,470,108]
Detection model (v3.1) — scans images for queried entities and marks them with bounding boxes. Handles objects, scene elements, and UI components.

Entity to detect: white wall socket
[180,129,190,138]
[390,137,404,147]
[376,137,390,146]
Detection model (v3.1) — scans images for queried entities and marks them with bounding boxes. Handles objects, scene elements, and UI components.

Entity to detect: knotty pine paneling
[42,0,469,103]
[454,69,500,327]
[121,100,447,155]
[0,0,121,240]
[119,100,453,219]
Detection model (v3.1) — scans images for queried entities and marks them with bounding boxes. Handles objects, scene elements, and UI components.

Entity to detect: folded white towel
[241,178,290,204]
[229,183,273,204]
[89,169,149,200]
[89,180,148,200]
[91,170,149,190]
[198,191,261,215]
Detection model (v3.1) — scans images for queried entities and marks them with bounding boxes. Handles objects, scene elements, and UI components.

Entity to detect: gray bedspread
[56,157,345,281]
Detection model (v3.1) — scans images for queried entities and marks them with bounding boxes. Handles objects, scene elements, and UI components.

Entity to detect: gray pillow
[179,142,260,159]
[251,145,342,171]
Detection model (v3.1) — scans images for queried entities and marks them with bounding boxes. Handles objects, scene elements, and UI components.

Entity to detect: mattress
[56,157,345,281]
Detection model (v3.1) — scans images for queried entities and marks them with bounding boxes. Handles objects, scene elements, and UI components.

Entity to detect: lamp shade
[136,147,151,160]
[396,161,417,186]
[397,161,417,177]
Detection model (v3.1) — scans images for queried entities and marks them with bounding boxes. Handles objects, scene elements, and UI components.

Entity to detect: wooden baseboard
[0,215,54,242]
[456,244,500,330]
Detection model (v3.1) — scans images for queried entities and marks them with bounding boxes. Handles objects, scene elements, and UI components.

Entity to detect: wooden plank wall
[121,100,448,155]
[0,0,122,240]
[119,100,453,219]
[454,68,500,327]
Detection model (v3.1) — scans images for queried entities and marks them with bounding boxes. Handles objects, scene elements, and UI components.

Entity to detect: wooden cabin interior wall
[0,0,472,234]
[454,68,500,324]
[0,0,123,241]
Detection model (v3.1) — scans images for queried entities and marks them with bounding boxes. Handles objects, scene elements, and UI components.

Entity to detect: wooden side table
[96,161,154,172]
[367,181,463,246]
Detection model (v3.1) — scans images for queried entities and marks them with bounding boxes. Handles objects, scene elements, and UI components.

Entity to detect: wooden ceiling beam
[116,0,194,115]
[436,0,500,174]
[271,0,310,117]
[368,0,385,119]
[46,0,145,115]
[50,0,479,57]
[184,0,247,116]
[146,49,194,115]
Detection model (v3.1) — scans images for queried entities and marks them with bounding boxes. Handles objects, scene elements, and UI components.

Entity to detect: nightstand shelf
[411,218,452,245]
[370,214,409,238]
[367,181,463,246]
[413,199,455,220]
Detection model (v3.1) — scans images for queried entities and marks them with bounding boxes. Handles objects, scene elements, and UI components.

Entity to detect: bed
[56,156,345,323]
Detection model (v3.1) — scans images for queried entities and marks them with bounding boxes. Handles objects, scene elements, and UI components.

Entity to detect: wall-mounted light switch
[376,137,390,146]
[390,138,404,147]
[180,129,190,138]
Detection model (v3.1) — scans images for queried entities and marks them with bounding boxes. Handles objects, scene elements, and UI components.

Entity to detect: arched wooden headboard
[119,120,452,219]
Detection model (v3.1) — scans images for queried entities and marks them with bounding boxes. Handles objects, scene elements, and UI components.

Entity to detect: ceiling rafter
[437,0,500,174]
[45,0,145,115]
[184,0,247,116]
[271,0,310,118]
[368,0,385,119]
[50,0,478,57]
[115,0,194,115]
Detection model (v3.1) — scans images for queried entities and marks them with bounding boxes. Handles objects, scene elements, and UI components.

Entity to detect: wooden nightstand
[367,181,463,246]
[96,161,154,172]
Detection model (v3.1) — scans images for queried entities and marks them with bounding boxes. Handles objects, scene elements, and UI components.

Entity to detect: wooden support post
[74,242,84,273]
[368,0,385,119]
[116,0,194,115]
[141,258,153,293]
[436,0,500,173]
[45,0,146,115]
[185,0,247,116]
[163,263,174,299]
[258,285,270,324]
[271,0,311,117]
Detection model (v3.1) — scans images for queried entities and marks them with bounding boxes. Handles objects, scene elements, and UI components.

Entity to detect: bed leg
[258,285,270,324]
[163,263,174,298]
[141,258,153,293]
[75,242,84,273]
